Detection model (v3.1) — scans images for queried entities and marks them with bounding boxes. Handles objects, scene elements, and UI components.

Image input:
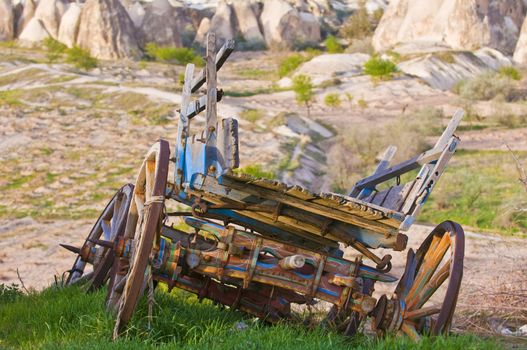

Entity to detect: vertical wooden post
[205,32,218,175]
[174,63,195,189]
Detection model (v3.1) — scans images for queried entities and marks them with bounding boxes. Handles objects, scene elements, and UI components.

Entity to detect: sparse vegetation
[363,56,398,81]
[324,93,341,108]
[237,164,275,179]
[65,46,98,70]
[279,54,308,78]
[239,109,264,123]
[292,74,314,118]
[145,43,204,66]
[43,37,67,63]
[357,99,368,109]
[498,66,522,81]
[324,35,344,54]
[340,2,372,41]
[453,71,518,102]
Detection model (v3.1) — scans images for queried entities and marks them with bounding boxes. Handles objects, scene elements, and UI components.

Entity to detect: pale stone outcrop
[19,17,50,43]
[207,0,235,41]
[76,0,140,59]
[398,48,512,90]
[514,14,527,64]
[232,0,265,45]
[373,0,526,55]
[16,0,36,36]
[126,1,145,29]
[58,3,81,48]
[34,0,62,39]
[140,0,182,46]
[0,0,14,41]
[194,16,210,44]
[260,0,321,48]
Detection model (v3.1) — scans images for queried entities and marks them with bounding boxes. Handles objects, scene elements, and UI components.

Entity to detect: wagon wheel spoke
[108,140,170,339]
[372,221,464,340]
[61,184,133,290]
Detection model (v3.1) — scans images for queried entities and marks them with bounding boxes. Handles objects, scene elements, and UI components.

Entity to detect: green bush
[43,37,67,63]
[237,164,275,179]
[324,35,343,54]
[324,93,341,108]
[454,72,517,101]
[240,109,264,123]
[145,43,204,66]
[278,54,307,78]
[498,66,521,81]
[65,46,98,70]
[363,56,398,80]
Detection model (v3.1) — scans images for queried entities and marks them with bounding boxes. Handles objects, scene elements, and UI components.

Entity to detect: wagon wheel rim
[64,184,133,290]
[108,140,170,339]
[373,221,465,341]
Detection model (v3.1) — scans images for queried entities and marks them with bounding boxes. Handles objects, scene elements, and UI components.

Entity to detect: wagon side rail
[350,110,464,231]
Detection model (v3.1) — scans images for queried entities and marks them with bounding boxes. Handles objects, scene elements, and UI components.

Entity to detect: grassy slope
[0,286,499,350]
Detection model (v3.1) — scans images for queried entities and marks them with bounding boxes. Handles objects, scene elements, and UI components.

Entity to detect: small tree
[292,74,314,118]
[324,35,343,53]
[43,37,67,63]
[324,93,341,108]
[340,1,372,40]
[363,56,398,81]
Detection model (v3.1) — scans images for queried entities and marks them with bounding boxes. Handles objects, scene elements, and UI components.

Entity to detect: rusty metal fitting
[279,255,306,270]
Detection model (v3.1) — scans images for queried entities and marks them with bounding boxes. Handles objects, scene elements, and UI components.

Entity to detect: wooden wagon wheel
[62,184,133,290]
[107,139,170,339]
[372,221,464,341]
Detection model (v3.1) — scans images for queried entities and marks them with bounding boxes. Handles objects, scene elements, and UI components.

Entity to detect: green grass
[0,285,500,349]
[420,150,527,234]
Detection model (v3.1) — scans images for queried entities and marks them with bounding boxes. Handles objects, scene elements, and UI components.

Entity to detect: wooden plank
[205,32,218,172]
[174,63,195,187]
[220,175,396,235]
[434,109,463,150]
[355,145,397,199]
[184,90,223,120]
[285,185,316,200]
[191,39,235,93]
[217,118,240,170]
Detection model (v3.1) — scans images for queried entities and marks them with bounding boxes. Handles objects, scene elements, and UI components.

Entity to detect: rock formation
[260,0,321,48]
[207,0,235,41]
[58,3,81,48]
[514,14,527,64]
[16,0,36,37]
[194,17,211,44]
[0,0,14,41]
[76,0,141,59]
[34,0,63,39]
[232,0,265,45]
[373,0,527,55]
[19,17,50,43]
[125,1,145,29]
[140,0,182,47]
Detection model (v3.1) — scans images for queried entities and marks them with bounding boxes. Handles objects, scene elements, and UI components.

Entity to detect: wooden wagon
[62,33,465,341]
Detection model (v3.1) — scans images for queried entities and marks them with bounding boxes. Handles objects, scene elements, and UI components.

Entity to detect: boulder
[0,0,14,41]
[373,0,526,55]
[140,0,182,47]
[232,0,265,45]
[397,48,512,90]
[16,0,36,36]
[260,0,321,48]
[207,0,235,42]
[76,0,141,59]
[125,1,145,29]
[514,15,527,64]
[19,17,50,43]
[34,0,62,39]
[194,16,210,44]
[58,3,81,48]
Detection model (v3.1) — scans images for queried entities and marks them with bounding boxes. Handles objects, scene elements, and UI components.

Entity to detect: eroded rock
[16,0,36,37]
[0,0,14,41]
[58,3,82,48]
[140,0,183,47]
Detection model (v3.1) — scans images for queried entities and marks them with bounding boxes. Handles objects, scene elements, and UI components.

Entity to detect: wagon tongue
[59,243,81,255]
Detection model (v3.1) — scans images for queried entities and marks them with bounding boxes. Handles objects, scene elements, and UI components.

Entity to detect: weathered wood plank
[184,90,223,120]
[205,33,218,172]
[191,39,235,93]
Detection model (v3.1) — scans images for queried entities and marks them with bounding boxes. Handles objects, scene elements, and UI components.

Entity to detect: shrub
[240,109,264,123]
[65,46,98,70]
[292,74,314,117]
[145,43,204,66]
[340,3,372,40]
[357,99,368,109]
[43,37,67,63]
[324,35,343,53]
[498,66,521,81]
[363,56,398,80]
[237,164,274,179]
[372,8,384,24]
[278,54,307,78]
[324,93,341,108]
[454,71,516,101]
